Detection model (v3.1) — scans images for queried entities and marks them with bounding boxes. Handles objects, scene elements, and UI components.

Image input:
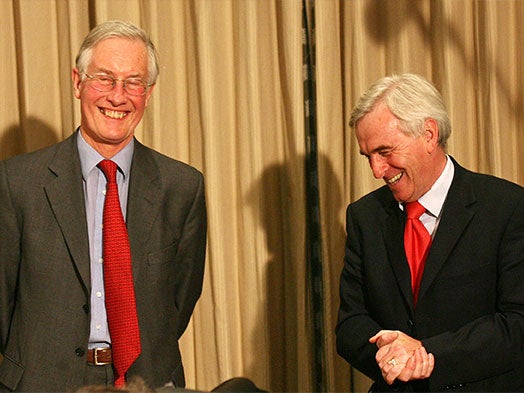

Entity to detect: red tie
[98,160,141,387]
[404,201,432,305]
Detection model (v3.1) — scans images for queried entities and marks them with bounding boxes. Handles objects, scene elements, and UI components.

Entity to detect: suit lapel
[126,140,162,282]
[382,196,414,310]
[44,134,90,292]
[418,163,476,303]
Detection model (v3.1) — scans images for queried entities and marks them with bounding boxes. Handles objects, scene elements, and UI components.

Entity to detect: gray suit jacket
[336,158,524,391]
[0,132,207,392]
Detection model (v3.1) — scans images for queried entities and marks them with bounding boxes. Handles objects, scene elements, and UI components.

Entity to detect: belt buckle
[93,347,111,366]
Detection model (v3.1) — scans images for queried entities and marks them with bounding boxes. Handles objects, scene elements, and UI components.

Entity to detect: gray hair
[348,73,451,149]
[75,20,159,84]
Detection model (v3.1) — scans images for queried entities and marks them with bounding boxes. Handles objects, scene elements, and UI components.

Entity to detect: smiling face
[72,37,155,157]
[356,104,446,203]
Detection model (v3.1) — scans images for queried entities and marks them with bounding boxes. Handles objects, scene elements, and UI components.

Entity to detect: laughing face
[356,104,444,203]
[72,37,154,157]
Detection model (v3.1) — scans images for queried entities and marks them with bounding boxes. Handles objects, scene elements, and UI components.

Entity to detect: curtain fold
[1,1,522,392]
[303,0,328,391]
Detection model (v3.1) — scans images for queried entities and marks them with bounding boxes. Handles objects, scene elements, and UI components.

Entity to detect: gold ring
[387,358,398,366]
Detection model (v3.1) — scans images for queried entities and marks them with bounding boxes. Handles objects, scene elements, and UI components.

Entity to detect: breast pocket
[144,241,180,295]
[147,241,179,266]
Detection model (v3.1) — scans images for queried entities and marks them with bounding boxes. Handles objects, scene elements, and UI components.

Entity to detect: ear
[72,68,82,99]
[423,118,440,153]
[144,83,156,107]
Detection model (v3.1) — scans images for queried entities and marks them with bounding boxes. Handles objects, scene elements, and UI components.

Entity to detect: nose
[107,80,127,104]
[369,155,388,179]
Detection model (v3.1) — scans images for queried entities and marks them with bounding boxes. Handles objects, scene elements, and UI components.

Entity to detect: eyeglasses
[82,73,151,96]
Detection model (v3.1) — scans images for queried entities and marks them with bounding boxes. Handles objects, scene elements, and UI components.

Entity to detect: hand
[396,346,434,382]
[369,330,434,384]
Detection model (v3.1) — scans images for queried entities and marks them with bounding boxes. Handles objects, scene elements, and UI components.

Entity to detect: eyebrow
[360,144,392,157]
[92,68,144,79]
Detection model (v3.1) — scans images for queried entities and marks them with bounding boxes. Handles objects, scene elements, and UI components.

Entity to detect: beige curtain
[1,1,522,392]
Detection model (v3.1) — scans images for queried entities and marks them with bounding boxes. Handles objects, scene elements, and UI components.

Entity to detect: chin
[391,190,410,203]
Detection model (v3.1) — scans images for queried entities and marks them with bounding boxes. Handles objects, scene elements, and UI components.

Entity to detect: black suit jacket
[336,158,524,391]
[0,132,207,392]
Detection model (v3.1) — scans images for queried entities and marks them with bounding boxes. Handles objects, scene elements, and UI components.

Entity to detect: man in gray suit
[336,74,524,391]
[0,21,206,392]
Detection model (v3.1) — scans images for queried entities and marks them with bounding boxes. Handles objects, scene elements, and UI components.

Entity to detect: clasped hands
[369,330,434,385]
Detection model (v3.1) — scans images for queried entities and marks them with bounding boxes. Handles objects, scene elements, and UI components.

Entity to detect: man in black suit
[0,21,206,391]
[336,73,524,391]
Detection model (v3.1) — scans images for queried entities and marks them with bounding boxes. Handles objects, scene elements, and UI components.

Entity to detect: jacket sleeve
[0,161,21,354]
[336,204,383,381]
[173,172,207,339]
[423,191,524,389]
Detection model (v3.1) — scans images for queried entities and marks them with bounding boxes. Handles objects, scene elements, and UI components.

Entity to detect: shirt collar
[418,155,455,217]
[77,129,134,180]
[398,155,455,218]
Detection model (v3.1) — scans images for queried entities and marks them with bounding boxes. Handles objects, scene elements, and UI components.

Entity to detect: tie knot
[405,201,426,219]
[97,159,118,183]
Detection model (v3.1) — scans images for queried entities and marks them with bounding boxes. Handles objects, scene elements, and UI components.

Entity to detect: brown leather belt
[87,347,112,365]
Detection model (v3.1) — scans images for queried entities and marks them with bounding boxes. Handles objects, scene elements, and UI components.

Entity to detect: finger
[379,356,395,381]
[424,353,435,378]
[399,348,434,381]
[384,360,405,385]
[369,330,395,344]
[383,354,413,385]
[396,354,416,382]
[379,330,400,347]
[408,347,422,375]
[417,347,436,379]
[369,333,379,344]
[417,347,430,378]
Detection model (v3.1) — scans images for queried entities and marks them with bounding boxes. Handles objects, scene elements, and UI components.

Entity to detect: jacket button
[407,319,414,328]
[75,347,85,357]
[83,304,90,314]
